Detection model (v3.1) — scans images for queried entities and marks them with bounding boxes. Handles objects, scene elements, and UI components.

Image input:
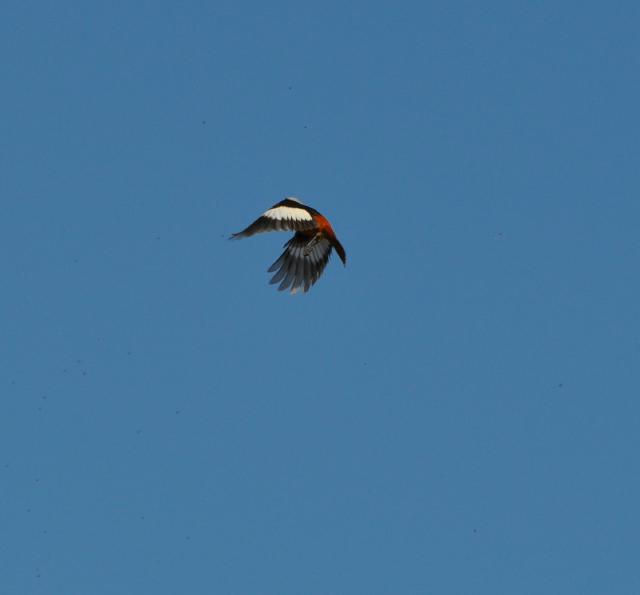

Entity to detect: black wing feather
[268,233,333,294]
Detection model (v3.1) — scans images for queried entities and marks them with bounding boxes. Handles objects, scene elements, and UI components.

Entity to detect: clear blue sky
[2,1,639,593]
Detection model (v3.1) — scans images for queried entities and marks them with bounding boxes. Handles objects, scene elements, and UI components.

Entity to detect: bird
[231,197,346,293]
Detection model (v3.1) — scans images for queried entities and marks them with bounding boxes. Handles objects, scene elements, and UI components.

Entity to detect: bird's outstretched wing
[231,198,318,238]
[267,233,333,294]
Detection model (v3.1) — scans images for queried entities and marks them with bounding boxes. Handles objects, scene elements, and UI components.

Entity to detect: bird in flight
[231,197,346,293]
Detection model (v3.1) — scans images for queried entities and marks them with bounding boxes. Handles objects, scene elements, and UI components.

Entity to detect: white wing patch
[263,206,313,222]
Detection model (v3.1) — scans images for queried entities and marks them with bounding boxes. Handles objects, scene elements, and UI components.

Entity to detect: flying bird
[231,197,346,293]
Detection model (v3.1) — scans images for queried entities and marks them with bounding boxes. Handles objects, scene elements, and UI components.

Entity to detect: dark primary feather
[268,233,332,293]
[231,216,316,238]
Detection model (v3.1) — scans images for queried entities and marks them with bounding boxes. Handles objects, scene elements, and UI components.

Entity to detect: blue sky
[2,1,639,593]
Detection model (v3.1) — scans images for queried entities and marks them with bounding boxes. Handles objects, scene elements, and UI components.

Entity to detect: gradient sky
[2,1,639,593]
